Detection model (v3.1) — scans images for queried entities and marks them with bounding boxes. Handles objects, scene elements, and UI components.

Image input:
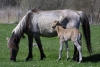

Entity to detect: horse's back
[30,9,81,37]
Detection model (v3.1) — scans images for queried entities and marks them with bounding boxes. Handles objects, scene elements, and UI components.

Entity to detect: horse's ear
[54,21,59,25]
[6,37,10,41]
[54,21,59,23]
[56,21,61,26]
[6,37,10,47]
[57,21,59,23]
[57,21,59,25]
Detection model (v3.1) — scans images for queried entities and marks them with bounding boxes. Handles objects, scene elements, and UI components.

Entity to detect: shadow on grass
[82,54,100,62]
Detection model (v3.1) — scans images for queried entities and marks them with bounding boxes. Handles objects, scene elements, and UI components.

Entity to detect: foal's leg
[57,40,64,61]
[34,35,46,60]
[26,35,33,61]
[65,41,69,61]
[74,41,82,63]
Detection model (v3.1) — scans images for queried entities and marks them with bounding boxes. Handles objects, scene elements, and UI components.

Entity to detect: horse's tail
[77,11,92,55]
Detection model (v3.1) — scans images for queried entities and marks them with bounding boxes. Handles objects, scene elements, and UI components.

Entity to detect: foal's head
[52,21,60,29]
[52,21,62,30]
[50,21,64,33]
[7,32,20,61]
[50,21,59,33]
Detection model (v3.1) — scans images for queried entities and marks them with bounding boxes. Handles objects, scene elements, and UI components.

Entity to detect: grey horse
[7,9,92,62]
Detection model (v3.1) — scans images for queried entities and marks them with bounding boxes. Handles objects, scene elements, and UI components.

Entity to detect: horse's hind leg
[74,41,82,63]
[73,46,79,61]
[26,35,33,61]
[34,35,46,60]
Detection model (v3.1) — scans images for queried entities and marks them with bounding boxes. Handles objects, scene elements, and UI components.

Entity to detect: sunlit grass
[0,23,100,67]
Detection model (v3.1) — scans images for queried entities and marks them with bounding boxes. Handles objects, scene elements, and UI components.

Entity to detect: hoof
[40,54,46,60]
[56,58,61,61]
[66,58,69,61]
[10,60,16,62]
[43,53,46,58]
[26,56,33,61]
[26,58,29,61]
[10,57,16,62]
[40,58,43,60]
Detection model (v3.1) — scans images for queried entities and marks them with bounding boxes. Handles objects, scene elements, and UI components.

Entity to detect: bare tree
[0,0,100,24]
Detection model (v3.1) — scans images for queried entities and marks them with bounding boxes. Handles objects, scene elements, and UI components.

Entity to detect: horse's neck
[56,26,64,33]
[13,15,26,37]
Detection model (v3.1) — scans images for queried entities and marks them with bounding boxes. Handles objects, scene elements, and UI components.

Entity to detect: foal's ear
[54,21,59,24]
[54,21,60,26]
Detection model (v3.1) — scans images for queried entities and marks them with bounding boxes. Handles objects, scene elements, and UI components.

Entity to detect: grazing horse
[51,21,82,63]
[7,9,92,61]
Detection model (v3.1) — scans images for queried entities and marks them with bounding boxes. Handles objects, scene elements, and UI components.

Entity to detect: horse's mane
[12,11,32,38]
[12,18,26,37]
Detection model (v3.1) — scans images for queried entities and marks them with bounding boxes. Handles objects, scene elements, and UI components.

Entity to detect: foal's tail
[77,11,92,55]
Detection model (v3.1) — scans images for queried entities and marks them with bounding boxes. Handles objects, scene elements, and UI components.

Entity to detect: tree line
[0,0,100,24]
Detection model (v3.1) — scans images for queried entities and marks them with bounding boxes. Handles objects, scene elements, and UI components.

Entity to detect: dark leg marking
[34,34,46,60]
[26,36,33,61]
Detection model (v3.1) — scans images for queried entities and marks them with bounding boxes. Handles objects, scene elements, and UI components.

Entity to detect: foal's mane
[56,26,64,33]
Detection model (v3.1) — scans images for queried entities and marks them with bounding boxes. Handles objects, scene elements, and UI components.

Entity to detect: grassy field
[0,23,100,67]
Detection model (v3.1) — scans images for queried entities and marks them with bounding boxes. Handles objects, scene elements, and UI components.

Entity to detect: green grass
[0,23,100,67]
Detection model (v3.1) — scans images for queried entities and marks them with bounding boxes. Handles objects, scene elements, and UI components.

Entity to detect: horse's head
[7,32,20,61]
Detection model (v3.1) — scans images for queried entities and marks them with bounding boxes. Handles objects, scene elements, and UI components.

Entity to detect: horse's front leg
[34,35,46,60]
[26,35,33,61]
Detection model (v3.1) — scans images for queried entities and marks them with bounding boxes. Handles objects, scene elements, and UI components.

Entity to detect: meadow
[0,23,100,67]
